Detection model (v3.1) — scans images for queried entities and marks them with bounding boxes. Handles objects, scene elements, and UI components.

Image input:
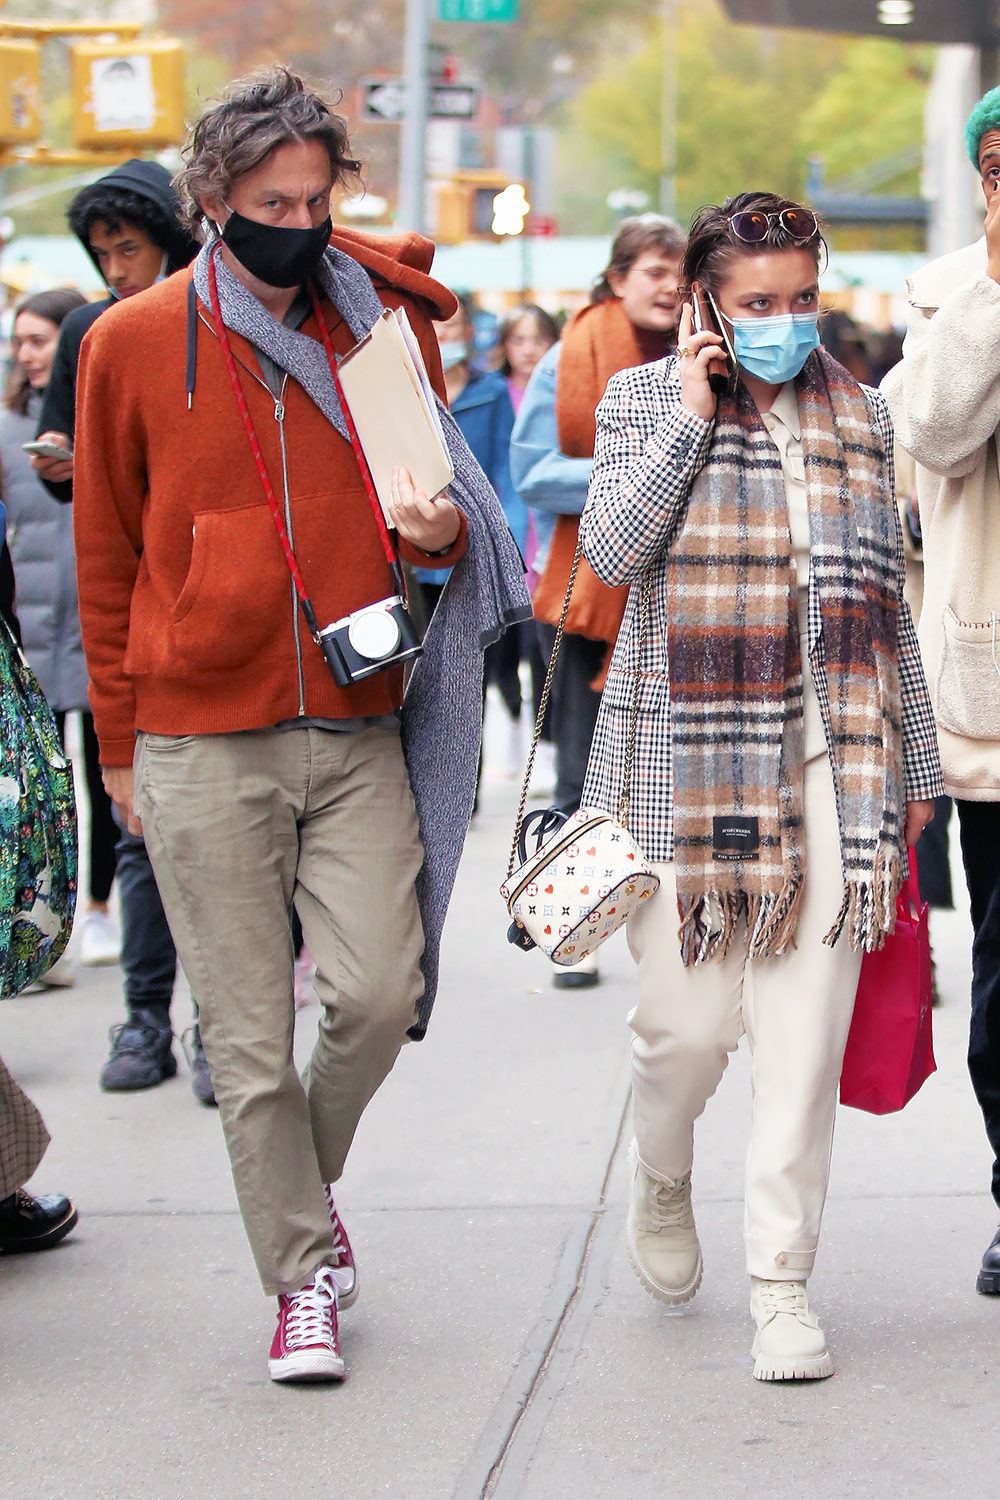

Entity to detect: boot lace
[646,1175,691,1231]
[284,1266,337,1349]
[757,1280,808,1319]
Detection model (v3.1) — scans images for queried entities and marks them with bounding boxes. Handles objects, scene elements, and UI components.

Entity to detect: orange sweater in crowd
[73,230,464,768]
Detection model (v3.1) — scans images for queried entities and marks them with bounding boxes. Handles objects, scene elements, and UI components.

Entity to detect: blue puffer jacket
[417,368,520,584]
[0,394,88,710]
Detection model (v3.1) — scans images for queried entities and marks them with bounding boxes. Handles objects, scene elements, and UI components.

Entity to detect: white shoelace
[646,1177,691,1231]
[284,1266,337,1349]
[756,1281,808,1319]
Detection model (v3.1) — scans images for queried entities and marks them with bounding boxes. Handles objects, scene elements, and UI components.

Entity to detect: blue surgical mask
[725,311,820,385]
[439,340,468,371]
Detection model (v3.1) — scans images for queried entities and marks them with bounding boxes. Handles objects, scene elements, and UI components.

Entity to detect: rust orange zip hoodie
[73,231,463,767]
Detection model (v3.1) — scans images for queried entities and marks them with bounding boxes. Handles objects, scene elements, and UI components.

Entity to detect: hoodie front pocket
[169,505,292,675]
[935,606,1000,740]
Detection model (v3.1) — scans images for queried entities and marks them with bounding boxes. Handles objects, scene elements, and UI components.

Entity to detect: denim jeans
[956,800,1000,1208]
[114,819,177,1025]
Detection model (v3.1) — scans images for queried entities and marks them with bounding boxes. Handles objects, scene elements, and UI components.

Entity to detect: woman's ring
[677,344,694,358]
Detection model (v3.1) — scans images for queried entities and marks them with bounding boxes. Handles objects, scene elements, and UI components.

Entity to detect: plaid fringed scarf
[666,348,905,965]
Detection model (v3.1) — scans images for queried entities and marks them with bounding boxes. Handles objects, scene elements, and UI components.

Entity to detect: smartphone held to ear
[690,282,736,397]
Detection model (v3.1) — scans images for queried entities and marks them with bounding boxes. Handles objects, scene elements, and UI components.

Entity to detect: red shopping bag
[839,848,936,1115]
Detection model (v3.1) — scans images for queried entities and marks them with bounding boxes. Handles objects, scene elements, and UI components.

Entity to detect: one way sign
[360,78,480,122]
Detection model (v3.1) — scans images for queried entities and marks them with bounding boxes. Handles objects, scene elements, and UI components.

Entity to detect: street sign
[437,0,519,22]
[429,83,480,118]
[360,78,480,122]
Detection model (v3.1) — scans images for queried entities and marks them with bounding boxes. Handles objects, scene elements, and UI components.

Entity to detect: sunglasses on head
[727,208,820,246]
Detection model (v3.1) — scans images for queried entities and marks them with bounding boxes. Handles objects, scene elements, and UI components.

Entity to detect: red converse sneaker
[268,1265,345,1384]
[324,1185,358,1309]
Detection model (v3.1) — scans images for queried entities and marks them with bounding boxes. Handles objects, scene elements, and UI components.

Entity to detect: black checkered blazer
[579,356,945,863]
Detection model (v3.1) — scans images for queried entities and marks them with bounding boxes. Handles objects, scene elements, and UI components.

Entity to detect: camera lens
[348,607,402,661]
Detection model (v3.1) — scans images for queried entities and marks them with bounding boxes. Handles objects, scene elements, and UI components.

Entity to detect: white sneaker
[551,948,599,990]
[527,741,556,799]
[36,954,76,989]
[78,911,120,967]
[505,716,525,778]
[749,1277,834,1381]
[625,1141,702,1305]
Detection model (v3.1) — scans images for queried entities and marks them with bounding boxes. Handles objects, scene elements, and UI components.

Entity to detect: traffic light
[70,38,185,151]
[0,41,41,146]
[491,183,530,236]
[434,170,517,244]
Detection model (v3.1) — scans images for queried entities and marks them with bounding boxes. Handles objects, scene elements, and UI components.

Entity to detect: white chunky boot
[625,1140,702,1305]
[749,1277,834,1381]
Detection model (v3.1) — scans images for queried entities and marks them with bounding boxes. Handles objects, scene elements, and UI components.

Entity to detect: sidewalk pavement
[0,725,996,1499]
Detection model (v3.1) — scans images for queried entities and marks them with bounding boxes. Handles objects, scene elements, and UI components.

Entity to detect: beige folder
[336,307,454,524]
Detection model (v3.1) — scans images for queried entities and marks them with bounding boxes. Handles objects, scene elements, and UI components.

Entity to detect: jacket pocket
[935,606,1000,740]
[601,667,665,716]
[168,506,292,674]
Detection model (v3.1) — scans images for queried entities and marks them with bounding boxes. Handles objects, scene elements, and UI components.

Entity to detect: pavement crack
[452,1087,632,1500]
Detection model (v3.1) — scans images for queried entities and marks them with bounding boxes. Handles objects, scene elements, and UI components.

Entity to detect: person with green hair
[882,86,1000,1300]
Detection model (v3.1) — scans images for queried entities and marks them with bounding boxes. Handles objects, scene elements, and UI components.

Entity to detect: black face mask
[218,207,332,289]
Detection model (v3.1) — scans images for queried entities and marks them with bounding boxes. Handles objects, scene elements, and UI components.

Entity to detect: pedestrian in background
[1,287,119,979]
[28,161,211,1103]
[496,304,559,759]
[582,193,940,1380]
[426,296,553,785]
[72,67,527,1383]
[510,213,685,989]
[881,83,1000,1299]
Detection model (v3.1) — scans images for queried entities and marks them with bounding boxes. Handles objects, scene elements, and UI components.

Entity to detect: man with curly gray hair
[71,66,529,1383]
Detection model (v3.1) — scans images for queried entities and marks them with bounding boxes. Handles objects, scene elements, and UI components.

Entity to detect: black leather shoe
[100,1010,177,1092]
[0,1189,78,1252]
[182,1023,217,1108]
[977,1226,1000,1295]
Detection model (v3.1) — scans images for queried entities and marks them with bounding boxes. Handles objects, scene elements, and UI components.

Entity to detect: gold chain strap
[506,534,653,879]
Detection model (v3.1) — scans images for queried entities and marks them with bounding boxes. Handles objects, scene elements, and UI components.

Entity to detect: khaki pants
[135,725,425,1295]
[627,755,862,1281]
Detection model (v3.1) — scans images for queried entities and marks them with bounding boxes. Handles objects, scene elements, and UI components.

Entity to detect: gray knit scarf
[193,244,531,1036]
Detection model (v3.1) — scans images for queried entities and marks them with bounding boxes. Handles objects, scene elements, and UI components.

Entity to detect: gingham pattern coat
[0,1054,49,1199]
[579,356,944,865]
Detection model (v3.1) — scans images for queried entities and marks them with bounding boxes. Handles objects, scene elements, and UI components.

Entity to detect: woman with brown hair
[580,192,943,1379]
[510,214,686,989]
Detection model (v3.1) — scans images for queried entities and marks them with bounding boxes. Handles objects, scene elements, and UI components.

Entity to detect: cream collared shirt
[760,383,827,763]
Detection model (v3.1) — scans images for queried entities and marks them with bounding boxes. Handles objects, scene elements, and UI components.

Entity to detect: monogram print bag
[500,546,658,965]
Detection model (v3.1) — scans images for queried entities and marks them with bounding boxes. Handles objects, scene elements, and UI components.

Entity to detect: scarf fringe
[823,844,903,952]
[678,878,805,967]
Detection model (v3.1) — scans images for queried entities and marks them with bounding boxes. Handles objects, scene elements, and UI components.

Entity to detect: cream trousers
[627,754,862,1281]
[135,725,425,1297]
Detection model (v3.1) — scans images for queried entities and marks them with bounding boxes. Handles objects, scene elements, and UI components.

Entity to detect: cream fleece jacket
[881,237,1000,801]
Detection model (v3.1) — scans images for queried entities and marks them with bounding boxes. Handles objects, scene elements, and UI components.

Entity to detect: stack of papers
[336,307,455,524]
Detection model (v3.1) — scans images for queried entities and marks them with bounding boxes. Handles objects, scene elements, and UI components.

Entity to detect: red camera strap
[205,247,402,638]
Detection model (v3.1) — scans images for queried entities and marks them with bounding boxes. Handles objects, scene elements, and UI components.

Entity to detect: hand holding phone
[25,431,74,483]
[690,282,735,397]
[676,298,730,422]
[23,439,74,461]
